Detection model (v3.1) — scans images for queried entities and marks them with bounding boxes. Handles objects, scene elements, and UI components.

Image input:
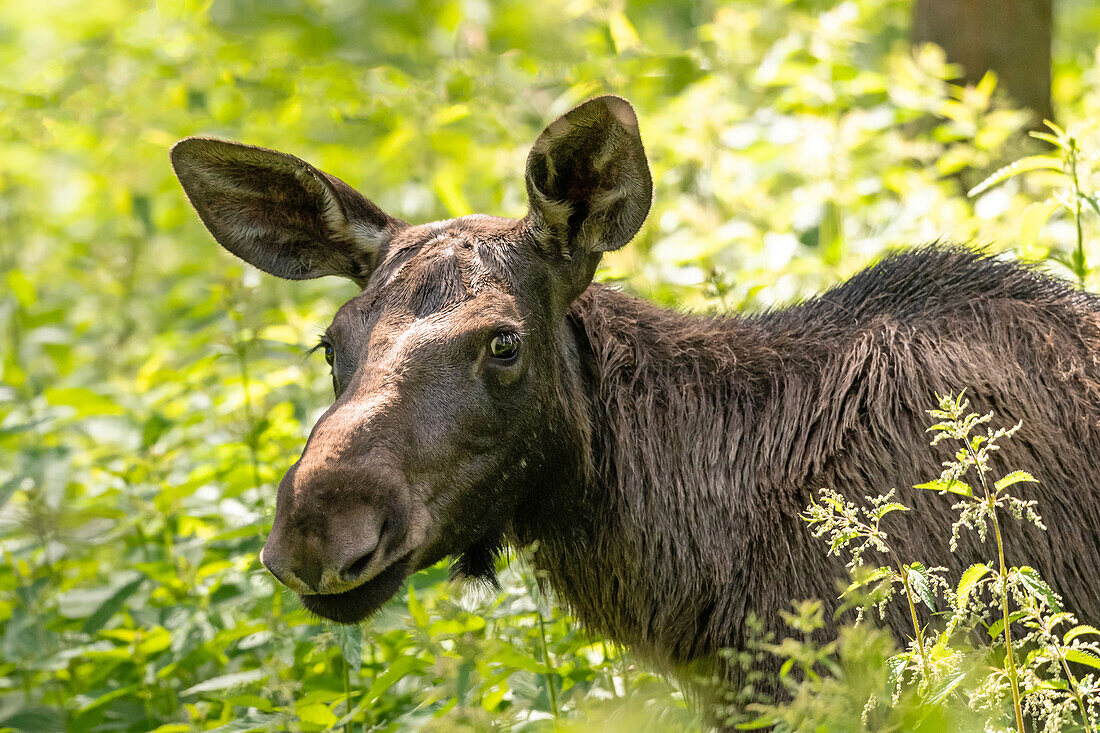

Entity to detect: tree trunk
[913,0,1053,124]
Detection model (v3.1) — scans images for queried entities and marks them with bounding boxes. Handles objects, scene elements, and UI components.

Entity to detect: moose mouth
[298,556,412,624]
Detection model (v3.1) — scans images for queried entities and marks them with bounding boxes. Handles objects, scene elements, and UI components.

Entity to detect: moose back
[172,96,1100,699]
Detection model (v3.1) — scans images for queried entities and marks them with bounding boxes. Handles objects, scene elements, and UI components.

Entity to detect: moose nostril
[340,521,386,582]
[341,550,374,582]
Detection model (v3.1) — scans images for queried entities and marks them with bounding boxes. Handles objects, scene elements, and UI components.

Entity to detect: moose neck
[513,283,835,669]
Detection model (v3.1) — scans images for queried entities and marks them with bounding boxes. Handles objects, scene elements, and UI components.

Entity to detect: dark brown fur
[172,97,1100,715]
[534,247,1100,671]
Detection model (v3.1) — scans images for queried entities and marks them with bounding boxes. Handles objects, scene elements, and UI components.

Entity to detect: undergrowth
[742,393,1100,732]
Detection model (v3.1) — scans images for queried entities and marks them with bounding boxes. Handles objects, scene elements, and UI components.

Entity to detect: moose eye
[323,343,335,366]
[489,332,520,361]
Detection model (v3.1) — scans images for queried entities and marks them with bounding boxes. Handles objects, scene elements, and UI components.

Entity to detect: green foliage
[969,120,1100,283]
[760,396,1100,732]
[2,0,1100,730]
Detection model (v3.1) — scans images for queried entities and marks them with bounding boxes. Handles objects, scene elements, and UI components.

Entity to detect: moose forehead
[325,214,534,344]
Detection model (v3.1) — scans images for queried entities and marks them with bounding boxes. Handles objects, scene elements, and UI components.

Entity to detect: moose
[172,96,1100,710]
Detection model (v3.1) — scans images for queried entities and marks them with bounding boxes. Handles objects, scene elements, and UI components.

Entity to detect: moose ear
[523,96,652,272]
[171,138,404,285]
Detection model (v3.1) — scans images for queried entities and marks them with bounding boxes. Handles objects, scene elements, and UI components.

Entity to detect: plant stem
[897,563,932,684]
[1056,651,1091,730]
[1057,652,1096,733]
[1029,593,1097,733]
[343,655,353,733]
[535,599,559,716]
[991,506,1025,733]
[619,646,633,709]
[963,436,1025,732]
[1070,137,1087,286]
[234,339,263,493]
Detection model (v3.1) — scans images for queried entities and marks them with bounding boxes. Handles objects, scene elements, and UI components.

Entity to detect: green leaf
[141,412,173,450]
[994,470,1037,494]
[968,155,1063,197]
[43,387,124,417]
[1064,649,1100,671]
[483,646,552,675]
[0,706,65,733]
[363,655,427,705]
[1030,131,1064,148]
[83,576,146,635]
[845,566,892,595]
[885,653,911,687]
[608,11,642,53]
[1019,199,1060,249]
[77,684,141,714]
[1043,119,1069,139]
[736,715,780,730]
[203,714,284,733]
[181,669,266,696]
[819,198,845,265]
[431,165,471,217]
[7,270,36,308]
[829,531,860,554]
[924,667,967,705]
[956,563,990,606]
[1082,192,1100,218]
[1064,625,1100,643]
[296,702,337,727]
[988,610,1028,639]
[0,477,19,513]
[913,479,973,497]
[874,502,909,520]
[906,562,936,611]
[1023,679,1069,695]
[335,623,362,672]
[407,584,429,628]
[1016,566,1061,613]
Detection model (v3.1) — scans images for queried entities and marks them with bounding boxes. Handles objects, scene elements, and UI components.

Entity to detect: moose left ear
[171,138,404,287]
[523,96,653,288]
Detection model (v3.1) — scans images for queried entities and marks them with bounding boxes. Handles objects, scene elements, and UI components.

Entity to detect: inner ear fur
[171,138,404,285]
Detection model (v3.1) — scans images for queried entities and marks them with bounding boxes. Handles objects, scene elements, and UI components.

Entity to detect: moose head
[172,96,652,623]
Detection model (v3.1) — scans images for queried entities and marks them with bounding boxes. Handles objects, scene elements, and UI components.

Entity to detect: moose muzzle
[259,418,413,597]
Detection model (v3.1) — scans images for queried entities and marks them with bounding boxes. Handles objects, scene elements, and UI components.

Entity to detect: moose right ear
[523,95,652,300]
[171,138,404,286]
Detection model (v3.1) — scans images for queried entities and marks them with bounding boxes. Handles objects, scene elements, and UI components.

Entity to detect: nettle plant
[968,121,1100,286]
[789,393,1100,732]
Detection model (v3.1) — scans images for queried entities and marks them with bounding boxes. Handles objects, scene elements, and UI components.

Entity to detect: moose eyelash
[303,336,329,359]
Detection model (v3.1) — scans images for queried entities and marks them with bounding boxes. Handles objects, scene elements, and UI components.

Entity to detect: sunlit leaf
[1019,199,1060,249]
[967,155,1063,198]
[180,669,266,696]
[906,562,936,611]
[924,667,967,704]
[1064,624,1100,643]
[296,702,338,727]
[1064,649,1100,671]
[994,470,1037,494]
[913,479,973,497]
[956,563,990,607]
[988,610,1029,639]
[1016,566,1061,613]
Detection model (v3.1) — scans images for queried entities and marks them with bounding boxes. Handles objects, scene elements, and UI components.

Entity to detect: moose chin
[296,557,411,624]
[172,95,1100,714]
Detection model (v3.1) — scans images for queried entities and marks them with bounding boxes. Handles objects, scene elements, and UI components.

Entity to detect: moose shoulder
[172,96,1100,699]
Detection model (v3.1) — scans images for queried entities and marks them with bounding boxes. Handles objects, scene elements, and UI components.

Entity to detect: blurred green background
[1,0,1099,730]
